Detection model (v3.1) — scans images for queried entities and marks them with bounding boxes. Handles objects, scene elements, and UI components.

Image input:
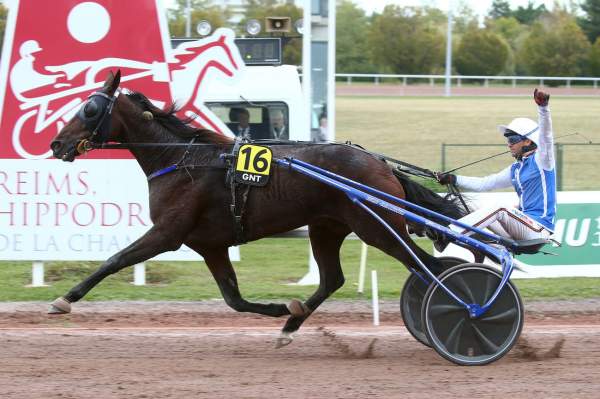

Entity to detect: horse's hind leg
[277,221,350,348]
[200,247,290,317]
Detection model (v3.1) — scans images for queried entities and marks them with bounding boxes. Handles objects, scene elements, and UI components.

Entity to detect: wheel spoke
[451,274,476,303]
[428,303,464,317]
[443,318,465,354]
[471,324,500,354]
[482,273,497,303]
[479,308,517,324]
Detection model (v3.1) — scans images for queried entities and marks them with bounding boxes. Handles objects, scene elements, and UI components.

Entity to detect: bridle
[75,89,120,154]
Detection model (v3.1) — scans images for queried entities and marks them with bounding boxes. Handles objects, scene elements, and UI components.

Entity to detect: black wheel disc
[422,263,523,366]
[400,257,467,347]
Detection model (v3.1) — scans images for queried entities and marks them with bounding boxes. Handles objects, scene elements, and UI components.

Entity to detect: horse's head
[50,70,122,161]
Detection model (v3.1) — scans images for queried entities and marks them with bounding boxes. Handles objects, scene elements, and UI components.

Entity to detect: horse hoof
[48,297,71,314]
[287,299,310,317]
[275,332,293,349]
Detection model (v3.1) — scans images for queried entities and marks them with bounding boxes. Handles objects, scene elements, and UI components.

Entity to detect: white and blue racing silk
[455,106,557,231]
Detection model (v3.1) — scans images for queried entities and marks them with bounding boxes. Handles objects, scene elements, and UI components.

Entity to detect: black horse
[49,71,465,346]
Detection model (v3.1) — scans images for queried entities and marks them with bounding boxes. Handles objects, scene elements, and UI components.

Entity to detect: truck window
[206,102,289,140]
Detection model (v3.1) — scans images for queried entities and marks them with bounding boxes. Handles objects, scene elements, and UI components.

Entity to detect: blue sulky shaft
[288,158,511,246]
[276,157,514,318]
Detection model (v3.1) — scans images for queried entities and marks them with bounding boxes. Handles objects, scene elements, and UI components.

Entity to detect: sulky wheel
[400,256,467,347]
[422,263,523,366]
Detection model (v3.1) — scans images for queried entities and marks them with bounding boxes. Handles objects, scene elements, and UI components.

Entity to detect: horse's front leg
[48,225,182,314]
[200,247,292,317]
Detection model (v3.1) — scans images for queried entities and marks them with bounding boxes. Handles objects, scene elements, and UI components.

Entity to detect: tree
[453,2,479,35]
[488,0,547,24]
[336,1,372,73]
[488,0,511,20]
[486,16,528,74]
[420,6,447,27]
[518,12,591,77]
[512,1,547,25]
[455,28,510,75]
[367,5,445,74]
[579,0,600,43]
[240,0,303,65]
[167,0,231,38]
[588,37,600,75]
[487,17,527,48]
[0,2,8,53]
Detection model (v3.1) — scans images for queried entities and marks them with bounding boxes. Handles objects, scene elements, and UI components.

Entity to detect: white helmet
[19,40,42,58]
[498,117,539,146]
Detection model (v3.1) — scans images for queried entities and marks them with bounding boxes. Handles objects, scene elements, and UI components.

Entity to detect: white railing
[336,73,600,89]
[24,228,354,288]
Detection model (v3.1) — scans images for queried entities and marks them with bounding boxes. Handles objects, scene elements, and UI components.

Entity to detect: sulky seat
[509,238,555,255]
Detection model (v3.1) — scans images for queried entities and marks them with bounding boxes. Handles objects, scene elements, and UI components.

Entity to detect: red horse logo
[0,0,244,159]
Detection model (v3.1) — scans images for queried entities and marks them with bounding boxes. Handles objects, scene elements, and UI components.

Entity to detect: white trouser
[450,206,551,241]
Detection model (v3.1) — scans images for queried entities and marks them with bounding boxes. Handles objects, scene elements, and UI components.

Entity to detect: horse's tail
[392,169,468,275]
[392,169,467,221]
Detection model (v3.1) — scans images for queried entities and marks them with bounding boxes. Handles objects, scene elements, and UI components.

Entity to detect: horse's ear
[103,71,114,88]
[104,70,121,94]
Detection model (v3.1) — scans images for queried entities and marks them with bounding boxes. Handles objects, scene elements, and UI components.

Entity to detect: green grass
[2,238,599,302]
[336,96,600,190]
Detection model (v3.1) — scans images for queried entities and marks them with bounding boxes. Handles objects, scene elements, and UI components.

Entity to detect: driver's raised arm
[534,89,554,171]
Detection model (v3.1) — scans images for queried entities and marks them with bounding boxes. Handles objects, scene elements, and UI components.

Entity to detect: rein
[78,140,229,152]
[78,126,470,210]
[81,139,329,151]
[344,142,471,213]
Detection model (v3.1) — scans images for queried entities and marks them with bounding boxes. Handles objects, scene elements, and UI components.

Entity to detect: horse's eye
[84,101,99,118]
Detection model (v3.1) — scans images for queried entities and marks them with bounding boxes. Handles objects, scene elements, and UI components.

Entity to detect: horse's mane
[125,91,233,145]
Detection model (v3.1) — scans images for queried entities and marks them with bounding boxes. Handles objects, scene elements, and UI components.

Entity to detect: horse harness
[221,138,252,245]
[76,90,120,146]
[146,137,254,246]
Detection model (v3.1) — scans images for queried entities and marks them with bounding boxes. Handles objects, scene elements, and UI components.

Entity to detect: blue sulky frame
[276,157,516,319]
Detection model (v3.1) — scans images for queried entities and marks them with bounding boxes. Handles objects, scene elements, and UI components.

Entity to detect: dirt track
[0,300,599,399]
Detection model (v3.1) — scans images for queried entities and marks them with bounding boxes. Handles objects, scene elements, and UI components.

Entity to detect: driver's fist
[434,172,456,186]
[534,88,550,107]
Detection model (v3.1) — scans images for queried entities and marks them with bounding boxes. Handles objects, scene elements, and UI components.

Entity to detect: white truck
[172,37,310,142]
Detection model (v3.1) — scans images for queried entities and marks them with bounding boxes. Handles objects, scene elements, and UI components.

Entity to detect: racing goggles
[505,130,525,145]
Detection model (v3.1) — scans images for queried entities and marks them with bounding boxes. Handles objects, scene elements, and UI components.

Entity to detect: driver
[10,40,64,98]
[434,89,556,251]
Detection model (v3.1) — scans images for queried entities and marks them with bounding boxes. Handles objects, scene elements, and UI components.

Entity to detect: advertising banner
[439,191,600,278]
[0,0,244,261]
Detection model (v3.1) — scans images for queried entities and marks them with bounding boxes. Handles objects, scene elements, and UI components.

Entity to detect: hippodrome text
[0,169,148,227]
